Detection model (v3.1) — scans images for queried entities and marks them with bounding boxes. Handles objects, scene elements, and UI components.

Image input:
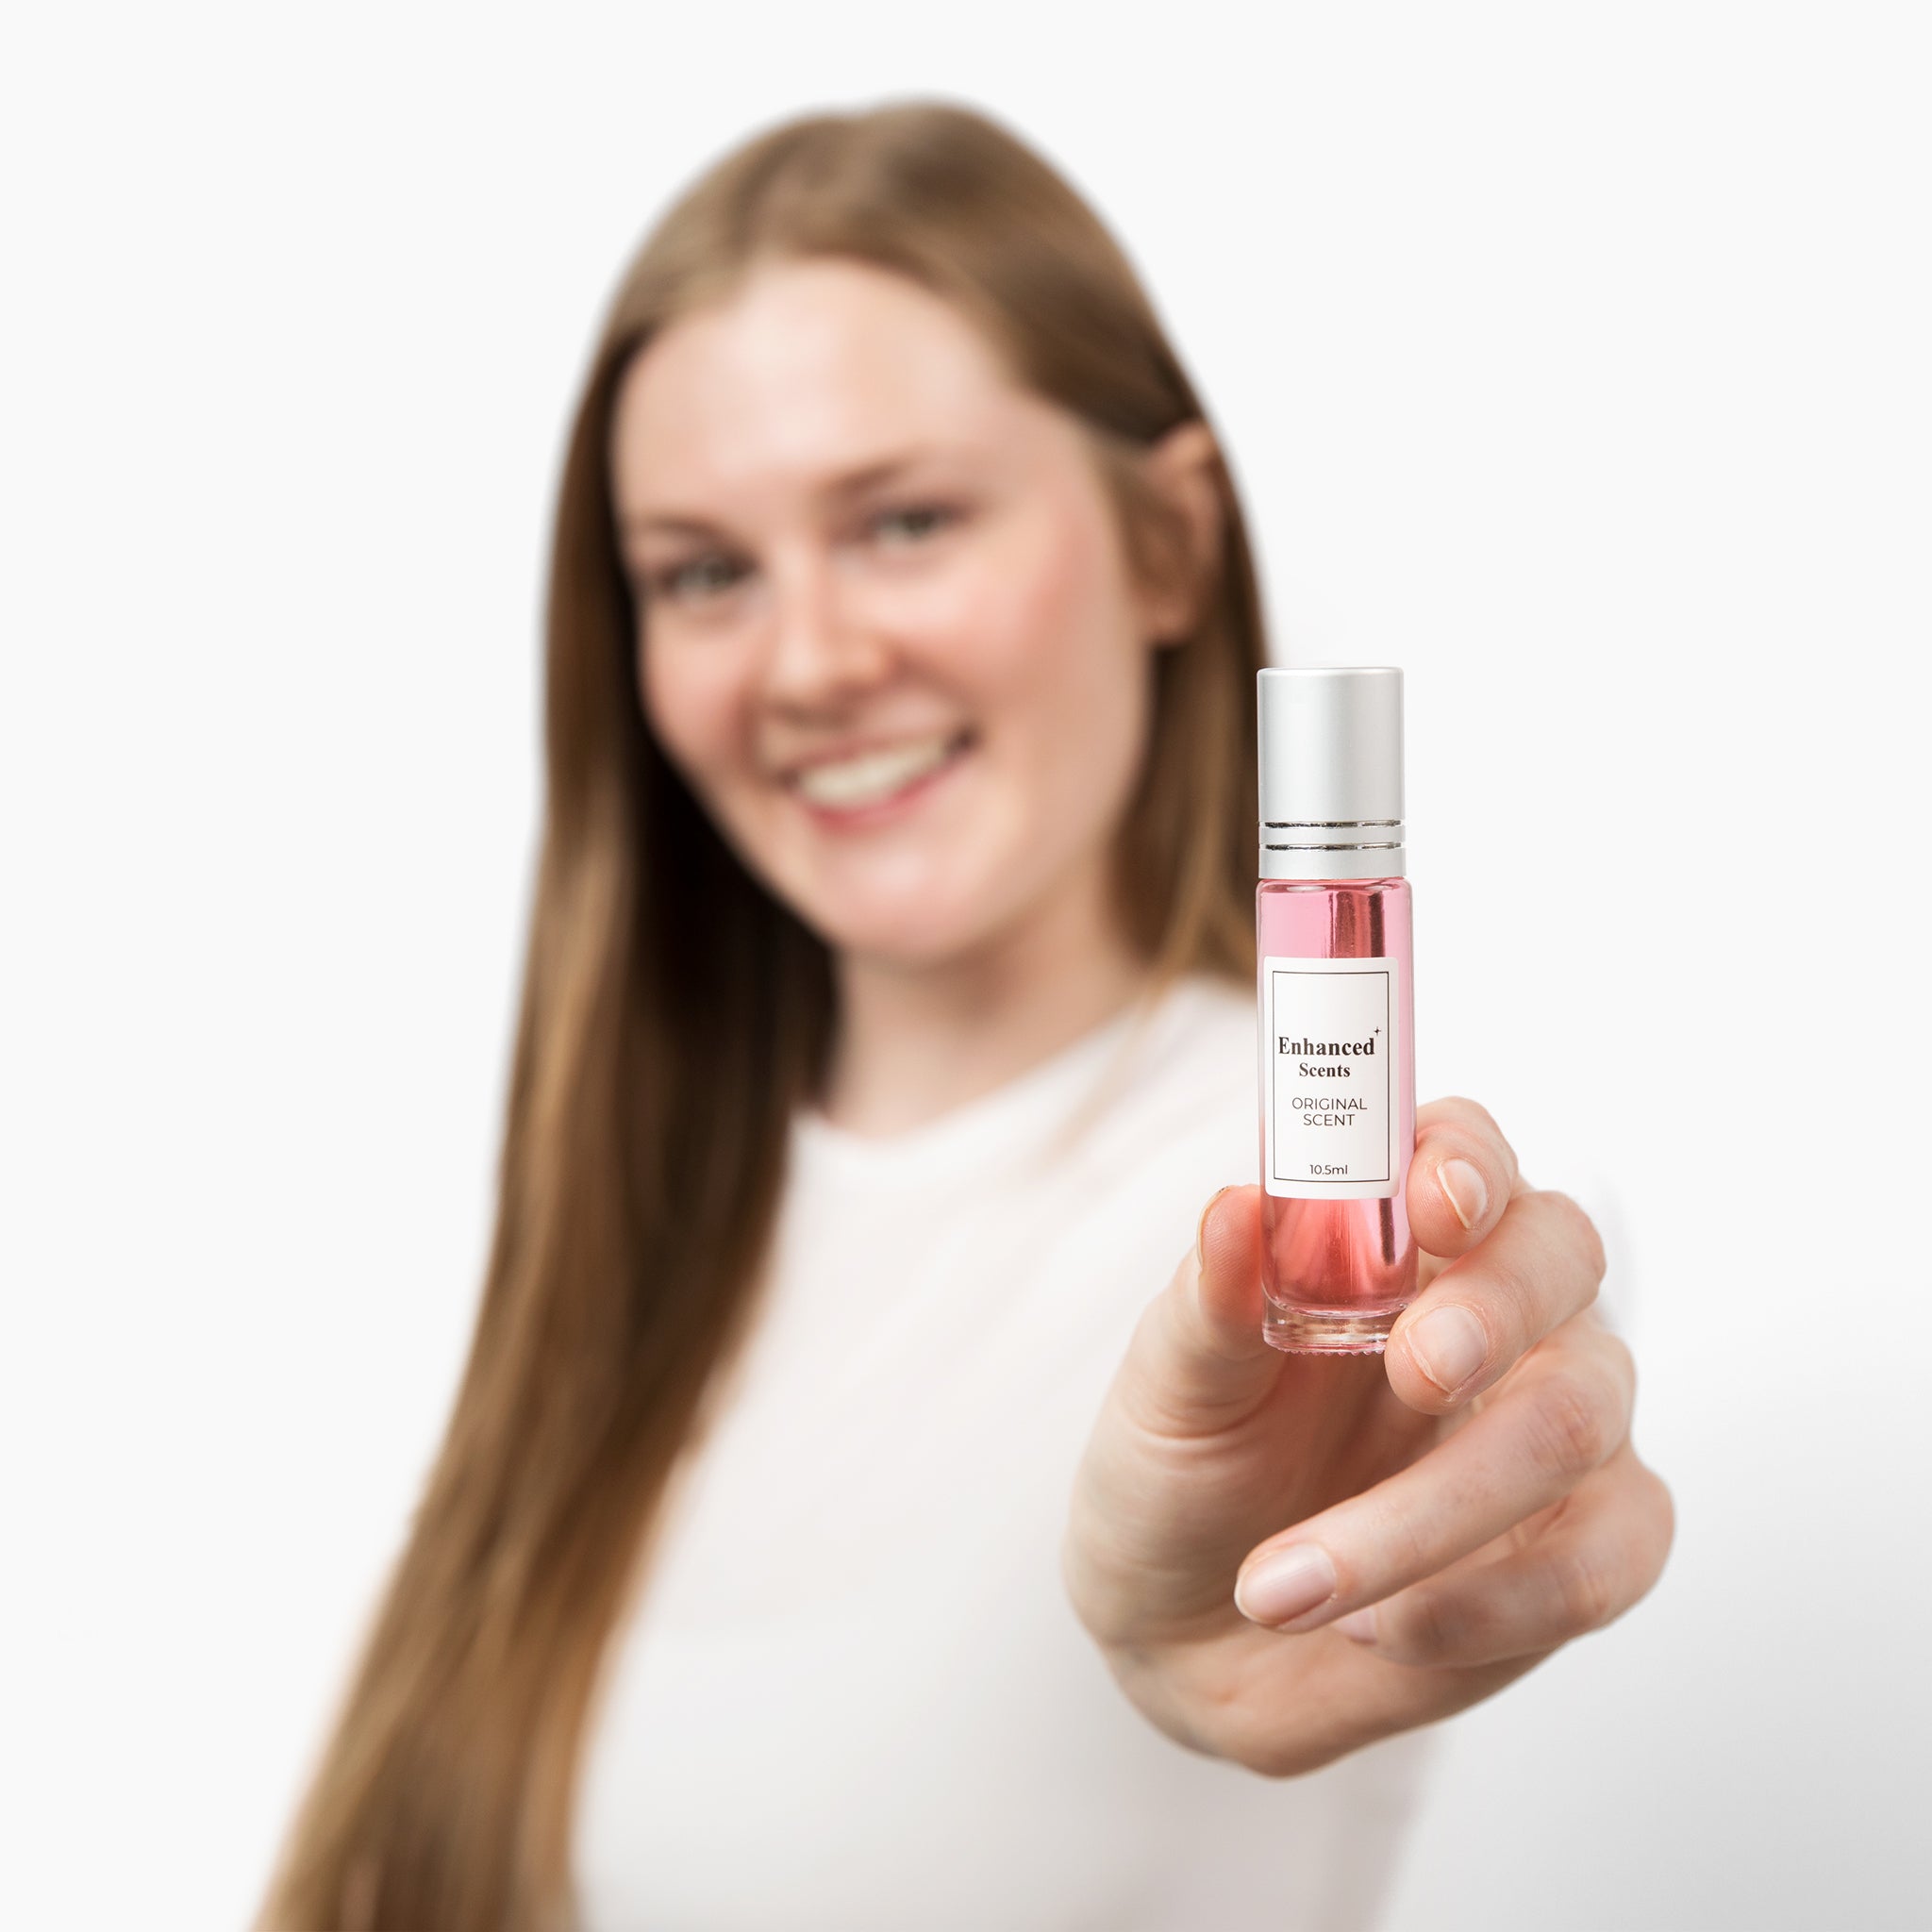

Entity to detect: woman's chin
[790,884,1012,972]
[808,916,987,971]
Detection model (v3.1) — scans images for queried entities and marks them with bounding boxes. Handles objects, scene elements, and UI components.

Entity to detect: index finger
[1385,1187,1607,1413]
[1406,1095,1524,1258]
[1234,1311,1635,1632]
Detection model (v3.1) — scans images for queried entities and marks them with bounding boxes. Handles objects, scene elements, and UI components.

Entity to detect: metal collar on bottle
[1259,821,1406,881]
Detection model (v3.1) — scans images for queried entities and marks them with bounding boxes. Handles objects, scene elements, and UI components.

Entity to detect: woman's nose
[760,549,894,705]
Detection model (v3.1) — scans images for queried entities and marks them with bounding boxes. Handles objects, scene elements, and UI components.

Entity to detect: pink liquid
[1257,878,1417,1352]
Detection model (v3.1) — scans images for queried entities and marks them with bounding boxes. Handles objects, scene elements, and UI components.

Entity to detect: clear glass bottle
[1256,667,1417,1352]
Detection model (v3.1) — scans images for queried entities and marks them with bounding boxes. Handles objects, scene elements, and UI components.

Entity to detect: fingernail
[1195,1185,1234,1270]
[1335,1607,1377,1644]
[1439,1158,1488,1232]
[1407,1304,1489,1395]
[1235,1542,1338,1627]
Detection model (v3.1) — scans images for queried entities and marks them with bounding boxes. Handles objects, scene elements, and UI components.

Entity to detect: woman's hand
[1061,1097,1674,1775]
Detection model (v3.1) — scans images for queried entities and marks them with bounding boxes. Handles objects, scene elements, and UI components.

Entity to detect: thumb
[1119,1183,1280,1436]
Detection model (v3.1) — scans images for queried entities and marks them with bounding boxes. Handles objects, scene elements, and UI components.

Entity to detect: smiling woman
[254,98,1267,1932]
[606,255,1193,999]
[255,95,1666,1932]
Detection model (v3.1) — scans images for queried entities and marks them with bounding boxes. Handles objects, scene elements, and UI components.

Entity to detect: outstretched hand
[1061,1097,1674,1775]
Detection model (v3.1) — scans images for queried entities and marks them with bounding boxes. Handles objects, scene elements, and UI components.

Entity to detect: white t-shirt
[573,970,1436,1931]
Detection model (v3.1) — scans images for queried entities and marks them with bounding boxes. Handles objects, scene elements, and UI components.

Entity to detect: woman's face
[608,257,1205,968]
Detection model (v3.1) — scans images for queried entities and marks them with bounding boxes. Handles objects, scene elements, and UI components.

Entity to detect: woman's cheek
[928,513,1102,700]
[640,636,747,779]
[976,510,1145,786]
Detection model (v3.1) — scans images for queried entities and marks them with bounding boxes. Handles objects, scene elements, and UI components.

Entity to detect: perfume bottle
[1256,666,1417,1353]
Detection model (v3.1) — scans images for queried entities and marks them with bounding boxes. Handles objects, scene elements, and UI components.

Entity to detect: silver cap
[1257,665,1406,880]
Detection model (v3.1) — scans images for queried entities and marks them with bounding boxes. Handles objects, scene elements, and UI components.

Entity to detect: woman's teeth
[791,731,969,809]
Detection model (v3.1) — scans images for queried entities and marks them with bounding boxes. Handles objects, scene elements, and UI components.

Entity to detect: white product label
[1261,955,1401,1199]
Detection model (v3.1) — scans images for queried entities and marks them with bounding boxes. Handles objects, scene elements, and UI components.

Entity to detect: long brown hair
[259,99,1269,1931]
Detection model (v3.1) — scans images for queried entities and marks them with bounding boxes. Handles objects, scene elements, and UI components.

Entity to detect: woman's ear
[1136,419,1226,645]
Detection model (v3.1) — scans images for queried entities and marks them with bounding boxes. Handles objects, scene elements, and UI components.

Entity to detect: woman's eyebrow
[820,447,950,500]
[620,509,725,540]
[619,446,963,538]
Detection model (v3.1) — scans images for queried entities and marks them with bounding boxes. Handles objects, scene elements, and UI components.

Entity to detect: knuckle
[1453,1097,1507,1166]
[1594,1325,1638,1399]
[1362,1495,1434,1581]
[1640,1466,1678,1569]
[1538,1189,1608,1286]
[1401,1584,1469,1662]
[1551,1545,1620,1633]
[1526,1371,1615,1479]
[1425,1095,1505,1148]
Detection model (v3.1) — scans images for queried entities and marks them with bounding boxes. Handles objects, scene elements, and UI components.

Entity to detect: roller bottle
[1257,666,1417,1352]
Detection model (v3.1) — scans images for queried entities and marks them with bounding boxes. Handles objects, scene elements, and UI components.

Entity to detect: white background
[3,4,1926,1927]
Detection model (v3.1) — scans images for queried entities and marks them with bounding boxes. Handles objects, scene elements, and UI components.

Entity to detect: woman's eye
[648,553,749,604]
[870,503,958,546]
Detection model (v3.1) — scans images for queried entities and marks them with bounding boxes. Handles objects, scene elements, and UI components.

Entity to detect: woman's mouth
[787,726,975,825]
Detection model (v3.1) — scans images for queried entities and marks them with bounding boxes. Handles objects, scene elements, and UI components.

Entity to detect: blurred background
[2,4,1925,1927]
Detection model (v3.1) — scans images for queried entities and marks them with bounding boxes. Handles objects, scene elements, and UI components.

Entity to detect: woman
[260,101,1673,1931]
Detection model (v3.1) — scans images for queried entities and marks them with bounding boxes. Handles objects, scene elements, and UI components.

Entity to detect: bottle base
[1262,1303,1404,1354]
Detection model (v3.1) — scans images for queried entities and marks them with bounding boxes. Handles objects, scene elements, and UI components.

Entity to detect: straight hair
[259,98,1268,1931]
